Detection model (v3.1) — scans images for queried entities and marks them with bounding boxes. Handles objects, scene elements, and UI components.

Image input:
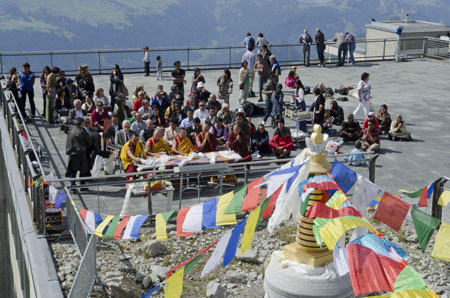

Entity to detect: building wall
[365,28,398,58]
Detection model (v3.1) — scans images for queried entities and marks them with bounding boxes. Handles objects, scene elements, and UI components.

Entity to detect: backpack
[247,37,255,49]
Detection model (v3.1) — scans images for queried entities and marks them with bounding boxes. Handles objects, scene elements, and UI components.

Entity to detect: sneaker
[256,152,262,158]
[258,98,263,102]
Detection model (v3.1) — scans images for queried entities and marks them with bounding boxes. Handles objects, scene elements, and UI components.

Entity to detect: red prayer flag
[306,200,362,219]
[373,192,411,232]
[241,177,263,212]
[113,216,130,240]
[176,207,194,237]
[418,187,428,207]
[262,185,283,218]
[79,208,87,221]
[347,243,405,297]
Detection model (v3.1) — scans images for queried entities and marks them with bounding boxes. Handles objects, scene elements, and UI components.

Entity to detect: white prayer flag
[201,230,232,278]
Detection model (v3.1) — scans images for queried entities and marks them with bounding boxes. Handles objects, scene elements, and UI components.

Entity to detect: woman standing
[45,67,60,124]
[191,68,205,92]
[270,84,284,128]
[353,72,371,118]
[40,66,51,116]
[217,69,233,105]
[239,61,250,104]
[109,64,124,110]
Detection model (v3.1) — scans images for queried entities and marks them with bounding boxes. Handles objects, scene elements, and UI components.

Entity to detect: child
[156,56,163,80]
[347,140,366,166]
[284,70,296,88]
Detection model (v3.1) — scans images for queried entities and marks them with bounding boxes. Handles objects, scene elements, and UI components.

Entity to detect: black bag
[248,37,255,49]
[304,86,311,94]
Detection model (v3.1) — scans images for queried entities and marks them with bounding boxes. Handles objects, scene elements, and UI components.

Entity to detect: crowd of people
[5,31,413,184]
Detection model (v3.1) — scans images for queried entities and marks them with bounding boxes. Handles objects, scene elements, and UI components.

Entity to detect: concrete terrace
[26,58,450,219]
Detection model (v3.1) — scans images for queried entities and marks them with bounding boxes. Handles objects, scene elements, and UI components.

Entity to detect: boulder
[136,241,167,257]
[206,281,227,298]
[225,270,248,284]
[103,271,143,298]
[236,249,259,264]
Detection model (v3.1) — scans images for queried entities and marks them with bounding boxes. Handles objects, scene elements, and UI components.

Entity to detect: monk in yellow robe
[145,128,172,156]
[120,131,146,180]
[172,128,196,155]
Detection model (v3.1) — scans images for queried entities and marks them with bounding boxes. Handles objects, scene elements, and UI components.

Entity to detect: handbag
[239,83,244,90]
[116,82,129,97]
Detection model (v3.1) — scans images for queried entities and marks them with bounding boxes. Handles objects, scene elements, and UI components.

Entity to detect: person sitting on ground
[145,128,172,156]
[164,117,180,146]
[140,119,154,144]
[151,89,170,112]
[251,124,270,158]
[55,88,72,114]
[217,103,234,129]
[82,94,95,115]
[184,95,198,114]
[206,93,222,112]
[150,105,166,127]
[91,101,110,132]
[172,128,196,155]
[187,117,202,144]
[120,130,146,180]
[133,90,146,111]
[210,117,228,149]
[389,114,412,141]
[138,99,152,120]
[132,85,144,103]
[284,70,297,88]
[323,110,337,137]
[347,140,366,166]
[339,114,361,142]
[329,100,344,125]
[273,118,291,137]
[172,104,185,124]
[130,111,146,136]
[195,123,218,153]
[115,120,132,149]
[68,99,87,124]
[194,82,211,103]
[181,109,194,129]
[94,88,110,107]
[362,112,379,130]
[361,120,380,152]
[153,84,170,103]
[228,124,252,162]
[115,98,132,124]
[269,127,294,159]
[376,104,392,135]
[193,100,210,123]
[106,113,121,144]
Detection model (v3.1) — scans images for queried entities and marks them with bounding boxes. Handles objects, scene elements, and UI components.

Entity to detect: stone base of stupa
[264,251,355,298]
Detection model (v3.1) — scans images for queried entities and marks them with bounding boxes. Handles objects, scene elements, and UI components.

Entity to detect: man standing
[171,61,186,95]
[331,32,348,66]
[66,117,92,190]
[242,43,257,97]
[143,46,150,76]
[315,28,326,67]
[299,29,313,67]
[254,54,270,102]
[19,62,36,119]
[243,32,255,50]
[346,32,356,65]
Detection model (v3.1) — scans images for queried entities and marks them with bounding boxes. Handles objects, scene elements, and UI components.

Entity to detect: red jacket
[269,134,294,150]
[91,108,109,126]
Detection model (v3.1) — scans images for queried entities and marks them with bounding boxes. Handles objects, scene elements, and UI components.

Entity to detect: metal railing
[423,37,450,59]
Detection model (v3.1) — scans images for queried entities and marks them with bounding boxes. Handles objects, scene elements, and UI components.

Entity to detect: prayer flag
[182,203,203,233]
[184,255,203,275]
[225,185,247,214]
[140,284,161,298]
[241,206,261,255]
[223,217,247,267]
[307,200,362,219]
[373,192,411,232]
[438,190,450,207]
[265,165,302,197]
[176,207,194,237]
[330,160,357,193]
[54,191,66,209]
[326,191,348,210]
[303,174,338,191]
[155,210,177,241]
[411,207,441,252]
[164,267,184,298]
[333,247,349,276]
[394,266,427,292]
[216,192,237,226]
[94,215,114,237]
[80,209,96,234]
[113,216,130,240]
[370,289,438,298]
[262,185,283,218]
[104,216,122,238]
[202,198,220,229]
[94,213,103,226]
[399,183,434,207]
[241,177,263,211]
[352,175,383,218]
[201,230,232,277]
[123,215,148,239]
[48,185,58,204]
[431,222,450,262]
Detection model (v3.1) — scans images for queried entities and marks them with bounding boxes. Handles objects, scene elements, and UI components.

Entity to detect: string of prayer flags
[241,205,261,255]
[48,185,67,209]
[225,185,247,214]
[122,215,149,240]
[399,182,434,207]
[164,267,184,298]
[438,190,450,207]
[326,191,348,210]
[216,192,237,226]
[94,215,114,237]
[261,185,283,219]
[410,207,441,252]
[176,207,194,237]
[431,222,450,262]
[241,177,263,211]
[264,165,302,198]
[155,210,177,241]
[202,198,220,229]
[329,159,357,193]
[79,208,96,234]
[140,284,161,298]
[373,192,411,232]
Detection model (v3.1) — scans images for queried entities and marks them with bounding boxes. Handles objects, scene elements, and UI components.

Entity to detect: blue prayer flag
[330,160,357,193]
[223,217,247,267]
[202,198,220,229]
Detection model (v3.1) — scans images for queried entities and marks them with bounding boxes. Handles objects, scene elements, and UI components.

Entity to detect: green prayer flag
[225,185,247,214]
[394,266,427,292]
[399,188,423,198]
[104,216,122,238]
[257,198,270,224]
[411,207,441,252]
[300,194,310,216]
[162,210,178,223]
[184,255,203,274]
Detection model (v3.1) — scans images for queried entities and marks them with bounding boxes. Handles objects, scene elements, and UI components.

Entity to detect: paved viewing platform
[25,58,450,220]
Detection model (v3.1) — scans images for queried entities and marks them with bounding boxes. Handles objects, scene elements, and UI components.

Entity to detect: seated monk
[269,127,294,159]
[172,128,196,155]
[227,124,252,162]
[195,123,217,153]
[119,131,146,180]
[145,128,172,156]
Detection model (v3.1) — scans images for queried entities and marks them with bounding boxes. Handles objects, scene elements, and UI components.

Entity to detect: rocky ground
[51,213,450,298]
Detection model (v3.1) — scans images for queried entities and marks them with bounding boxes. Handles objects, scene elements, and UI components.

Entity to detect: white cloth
[242,50,257,72]
[120,184,135,216]
[182,204,203,233]
[193,109,210,123]
[143,51,150,62]
[333,248,349,277]
[201,230,232,277]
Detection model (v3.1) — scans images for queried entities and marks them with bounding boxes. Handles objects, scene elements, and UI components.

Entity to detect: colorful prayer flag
[333,247,349,276]
[241,177,263,211]
[225,185,247,214]
[394,266,427,292]
[373,192,411,232]
[330,160,357,193]
[438,190,450,207]
[223,217,247,267]
[326,191,348,210]
[399,182,434,207]
[307,200,362,219]
[431,222,450,262]
[202,198,219,229]
[122,215,148,239]
[94,215,114,237]
[164,267,184,298]
[262,185,283,219]
[104,216,122,238]
[370,289,438,298]
[176,207,194,237]
[79,209,96,234]
[54,191,66,209]
[201,230,232,277]
[303,174,338,191]
[182,203,203,233]
[113,216,130,240]
[241,206,261,255]
[216,192,237,226]
[410,207,441,252]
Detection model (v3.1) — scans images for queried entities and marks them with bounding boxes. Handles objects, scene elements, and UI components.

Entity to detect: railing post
[288,46,291,63]
[368,154,379,183]
[97,50,101,74]
[0,53,3,74]
[187,48,190,71]
[228,46,232,68]
[50,52,53,68]
[423,38,428,58]
[382,39,386,60]
[431,178,445,221]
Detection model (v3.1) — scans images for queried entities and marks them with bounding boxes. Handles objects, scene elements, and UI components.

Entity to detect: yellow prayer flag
[155,213,168,241]
[94,215,114,237]
[370,289,437,298]
[438,190,450,207]
[241,205,261,255]
[164,267,184,298]
[431,222,450,262]
[216,192,237,226]
[318,217,372,250]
